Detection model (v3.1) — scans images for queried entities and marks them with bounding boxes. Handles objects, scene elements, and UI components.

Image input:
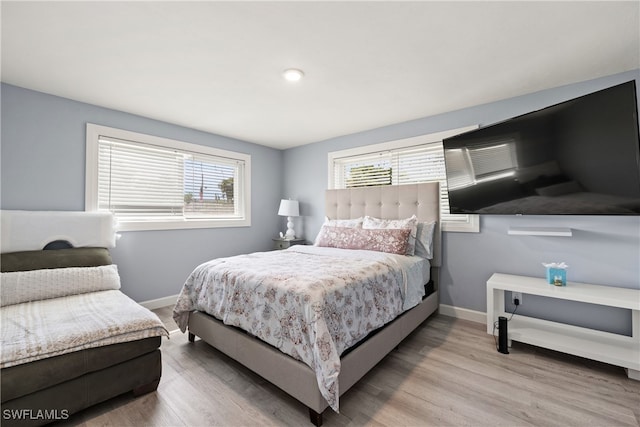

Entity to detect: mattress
[173,245,431,410]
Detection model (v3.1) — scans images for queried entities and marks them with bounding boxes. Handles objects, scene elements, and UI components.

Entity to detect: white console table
[486,273,640,380]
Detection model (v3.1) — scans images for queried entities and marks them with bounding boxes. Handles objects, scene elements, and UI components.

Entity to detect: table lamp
[278,199,299,240]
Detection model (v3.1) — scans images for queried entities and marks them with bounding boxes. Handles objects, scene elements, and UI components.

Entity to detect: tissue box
[546,267,567,286]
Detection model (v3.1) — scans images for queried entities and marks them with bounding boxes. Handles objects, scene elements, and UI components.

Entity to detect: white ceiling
[2,1,639,149]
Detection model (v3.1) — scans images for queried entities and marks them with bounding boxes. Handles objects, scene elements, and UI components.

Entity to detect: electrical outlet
[512,292,522,305]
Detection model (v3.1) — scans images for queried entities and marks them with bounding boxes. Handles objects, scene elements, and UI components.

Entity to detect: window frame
[85,123,251,232]
[328,126,479,233]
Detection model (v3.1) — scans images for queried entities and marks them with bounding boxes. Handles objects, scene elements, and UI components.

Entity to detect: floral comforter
[173,245,424,411]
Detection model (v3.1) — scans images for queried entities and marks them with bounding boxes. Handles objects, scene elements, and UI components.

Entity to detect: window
[86,124,251,231]
[328,126,479,232]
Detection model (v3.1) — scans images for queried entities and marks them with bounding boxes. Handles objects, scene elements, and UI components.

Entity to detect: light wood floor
[62,308,640,426]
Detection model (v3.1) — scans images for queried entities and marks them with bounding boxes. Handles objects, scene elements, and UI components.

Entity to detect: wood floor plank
[63,311,640,426]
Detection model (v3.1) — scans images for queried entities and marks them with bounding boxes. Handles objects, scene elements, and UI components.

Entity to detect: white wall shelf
[486,273,640,380]
[507,226,572,237]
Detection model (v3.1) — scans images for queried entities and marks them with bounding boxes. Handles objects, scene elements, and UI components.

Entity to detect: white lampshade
[278,199,299,217]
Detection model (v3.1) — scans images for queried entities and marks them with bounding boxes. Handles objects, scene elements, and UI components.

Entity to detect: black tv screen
[442,80,640,215]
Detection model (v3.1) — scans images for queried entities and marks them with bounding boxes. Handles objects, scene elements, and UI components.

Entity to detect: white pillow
[363,215,418,255]
[322,216,363,228]
[414,221,436,259]
[1,264,121,307]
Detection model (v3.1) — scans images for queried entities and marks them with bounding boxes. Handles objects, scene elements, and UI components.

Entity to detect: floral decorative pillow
[314,217,363,245]
[315,226,410,255]
[363,215,418,255]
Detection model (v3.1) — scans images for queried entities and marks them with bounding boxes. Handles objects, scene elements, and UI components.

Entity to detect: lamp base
[284,216,296,240]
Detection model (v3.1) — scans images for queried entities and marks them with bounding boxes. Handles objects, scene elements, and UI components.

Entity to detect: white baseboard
[140,294,179,310]
[439,304,486,324]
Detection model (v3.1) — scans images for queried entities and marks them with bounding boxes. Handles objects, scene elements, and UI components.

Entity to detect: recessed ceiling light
[283,68,304,82]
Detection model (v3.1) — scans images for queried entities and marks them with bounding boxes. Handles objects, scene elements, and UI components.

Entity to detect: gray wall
[283,70,640,335]
[1,84,283,302]
[2,71,639,335]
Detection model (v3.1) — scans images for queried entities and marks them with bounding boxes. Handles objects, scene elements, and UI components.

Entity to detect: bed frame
[186,183,441,426]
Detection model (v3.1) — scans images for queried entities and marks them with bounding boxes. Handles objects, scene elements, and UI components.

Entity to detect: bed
[173,183,441,425]
[0,211,168,427]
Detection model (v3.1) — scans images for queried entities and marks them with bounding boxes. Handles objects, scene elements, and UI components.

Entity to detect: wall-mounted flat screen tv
[442,80,640,215]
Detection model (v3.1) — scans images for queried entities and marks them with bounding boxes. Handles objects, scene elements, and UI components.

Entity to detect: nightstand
[272,238,305,250]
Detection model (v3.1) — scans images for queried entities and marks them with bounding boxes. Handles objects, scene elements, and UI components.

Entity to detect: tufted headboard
[325,182,442,267]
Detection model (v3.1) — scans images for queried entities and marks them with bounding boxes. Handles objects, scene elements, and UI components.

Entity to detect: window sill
[114,217,251,232]
[442,215,479,233]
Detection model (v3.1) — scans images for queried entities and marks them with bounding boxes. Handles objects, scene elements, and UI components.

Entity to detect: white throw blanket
[1,290,168,368]
[1,264,121,307]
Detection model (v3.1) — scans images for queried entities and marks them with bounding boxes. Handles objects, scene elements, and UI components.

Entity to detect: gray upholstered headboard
[325,182,442,267]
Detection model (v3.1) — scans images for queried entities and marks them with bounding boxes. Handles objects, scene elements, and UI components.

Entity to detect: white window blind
[328,127,479,231]
[334,152,393,188]
[86,124,251,231]
[183,154,239,218]
[98,137,185,217]
[331,141,471,226]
